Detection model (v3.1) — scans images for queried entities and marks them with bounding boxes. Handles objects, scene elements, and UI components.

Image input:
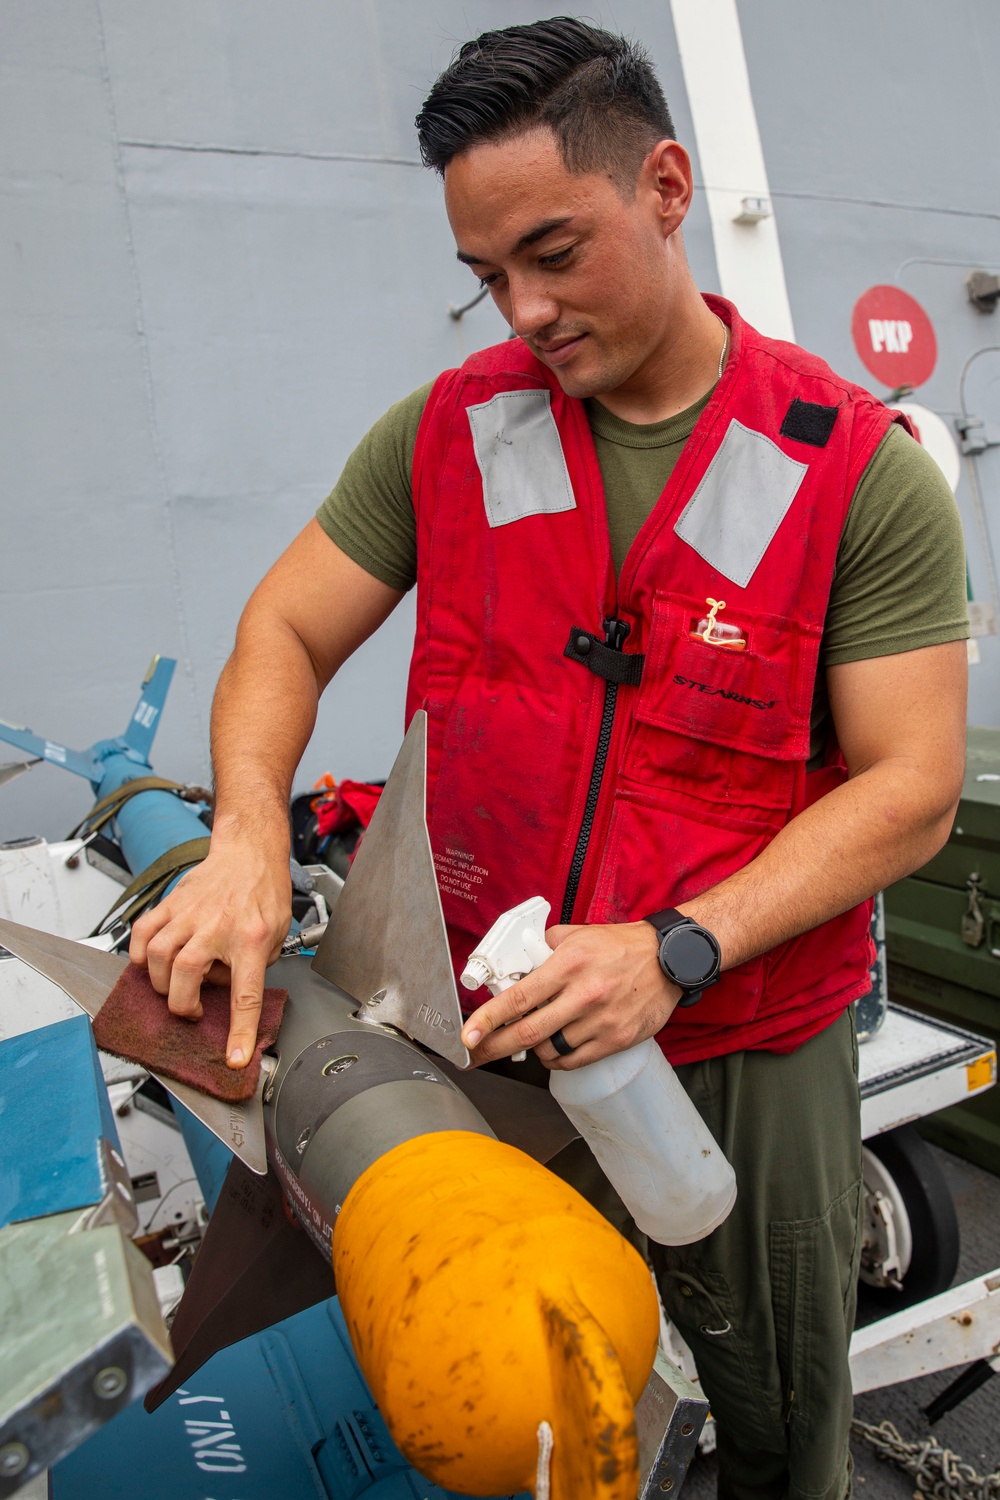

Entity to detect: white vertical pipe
[669,0,796,341]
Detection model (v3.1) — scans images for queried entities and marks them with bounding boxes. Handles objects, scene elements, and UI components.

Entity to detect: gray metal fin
[0,919,268,1174]
[0,758,40,789]
[311,710,471,1069]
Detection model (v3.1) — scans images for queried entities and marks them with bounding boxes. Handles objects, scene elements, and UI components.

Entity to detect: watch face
[662,925,719,987]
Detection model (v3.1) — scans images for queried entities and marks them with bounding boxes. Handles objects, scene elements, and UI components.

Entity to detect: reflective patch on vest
[467,389,576,528]
[674,419,808,588]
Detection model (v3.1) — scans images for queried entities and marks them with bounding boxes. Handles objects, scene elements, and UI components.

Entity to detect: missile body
[259,963,659,1499]
[336,1128,659,1499]
[260,962,493,1261]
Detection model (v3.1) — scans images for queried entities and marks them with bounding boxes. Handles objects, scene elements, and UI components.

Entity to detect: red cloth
[92,963,287,1102]
[408,297,899,1063]
[313,777,383,838]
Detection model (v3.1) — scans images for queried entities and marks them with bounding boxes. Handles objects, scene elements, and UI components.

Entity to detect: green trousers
[544,1008,864,1500]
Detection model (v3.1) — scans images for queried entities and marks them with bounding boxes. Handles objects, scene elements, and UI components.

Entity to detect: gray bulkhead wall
[0,1,716,841]
[738,0,1000,726]
[3,2,998,844]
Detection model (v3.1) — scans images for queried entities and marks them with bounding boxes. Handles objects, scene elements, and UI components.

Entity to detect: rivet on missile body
[660,1478,674,1491]
[93,1366,127,1400]
[322,1054,358,1078]
[0,1443,30,1478]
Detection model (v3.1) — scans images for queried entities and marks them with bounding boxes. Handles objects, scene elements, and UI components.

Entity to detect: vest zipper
[561,617,630,923]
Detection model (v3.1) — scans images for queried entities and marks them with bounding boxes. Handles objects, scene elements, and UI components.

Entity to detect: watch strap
[644,908,689,939]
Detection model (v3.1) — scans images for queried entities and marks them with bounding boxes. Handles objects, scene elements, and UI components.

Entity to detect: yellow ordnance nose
[334,1130,659,1499]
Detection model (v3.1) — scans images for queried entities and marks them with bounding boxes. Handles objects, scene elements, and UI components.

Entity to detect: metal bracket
[966,270,1000,313]
[636,1348,709,1497]
[955,414,1000,455]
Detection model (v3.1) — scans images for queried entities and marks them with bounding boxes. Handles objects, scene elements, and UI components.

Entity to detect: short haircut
[416,16,675,191]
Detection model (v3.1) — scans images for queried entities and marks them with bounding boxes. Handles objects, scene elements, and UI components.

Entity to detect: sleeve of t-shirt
[314,382,432,594]
[821,421,970,666]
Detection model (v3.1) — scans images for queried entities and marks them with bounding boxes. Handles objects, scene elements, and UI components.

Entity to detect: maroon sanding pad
[92,963,287,1103]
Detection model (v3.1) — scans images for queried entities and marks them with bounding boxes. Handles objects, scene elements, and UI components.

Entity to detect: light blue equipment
[0,656,210,889]
[0,1014,171,1490]
[0,652,235,1223]
[0,1014,127,1230]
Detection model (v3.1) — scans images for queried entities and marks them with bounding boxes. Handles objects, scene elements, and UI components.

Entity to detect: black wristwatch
[644,909,722,1008]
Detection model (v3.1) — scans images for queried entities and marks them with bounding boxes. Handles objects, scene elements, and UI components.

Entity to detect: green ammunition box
[885,727,1000,1172]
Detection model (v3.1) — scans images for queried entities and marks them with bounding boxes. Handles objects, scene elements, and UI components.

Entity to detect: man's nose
[506,276,560,341]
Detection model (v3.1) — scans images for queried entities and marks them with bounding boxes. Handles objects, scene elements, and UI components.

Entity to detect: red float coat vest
[406,296,904,1064]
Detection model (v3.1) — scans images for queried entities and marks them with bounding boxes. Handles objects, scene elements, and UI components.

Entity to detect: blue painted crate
[0,1012,122,1228]
[52,1293,530,1500]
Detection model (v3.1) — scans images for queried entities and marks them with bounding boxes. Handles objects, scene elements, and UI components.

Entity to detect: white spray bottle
[461,897,737,1246]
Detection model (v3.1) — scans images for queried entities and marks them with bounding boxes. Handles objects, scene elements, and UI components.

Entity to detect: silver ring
[550,1027,576,1057]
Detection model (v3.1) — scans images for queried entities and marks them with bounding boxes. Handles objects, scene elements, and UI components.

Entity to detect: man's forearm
[209,522,405,849]
[209,612,321,849]
[681,756,960,971]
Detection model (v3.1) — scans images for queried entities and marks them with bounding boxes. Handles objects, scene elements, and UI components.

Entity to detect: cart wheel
[859,1125,959,1308]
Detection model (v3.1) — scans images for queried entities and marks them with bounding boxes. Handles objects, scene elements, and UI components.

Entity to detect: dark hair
[416,17,675,190]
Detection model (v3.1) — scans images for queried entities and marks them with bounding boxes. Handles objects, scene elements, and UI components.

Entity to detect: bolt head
[0,1442,29,1478]
[93,1365,127,1400]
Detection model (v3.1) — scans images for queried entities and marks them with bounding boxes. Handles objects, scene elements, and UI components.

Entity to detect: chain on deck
[853,1419,1000,1500]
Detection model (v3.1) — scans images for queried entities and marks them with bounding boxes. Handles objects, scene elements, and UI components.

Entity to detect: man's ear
[645,139,693,237]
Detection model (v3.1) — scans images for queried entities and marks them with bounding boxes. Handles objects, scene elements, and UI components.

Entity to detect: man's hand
[129,835,291,1068]
[460,920,681,1069]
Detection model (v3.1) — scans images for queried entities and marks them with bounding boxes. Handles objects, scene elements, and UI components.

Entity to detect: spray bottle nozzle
[461,897,552,993]
[461,897,552,1060]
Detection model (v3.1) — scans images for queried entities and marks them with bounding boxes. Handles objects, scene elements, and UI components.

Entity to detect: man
[131,18,969,1498]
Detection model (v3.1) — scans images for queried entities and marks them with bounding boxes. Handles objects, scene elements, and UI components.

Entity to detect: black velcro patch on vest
[564,628,645,685]
[780,399,839,447]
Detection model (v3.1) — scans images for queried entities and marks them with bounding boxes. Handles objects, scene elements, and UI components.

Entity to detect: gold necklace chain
[716,315,729,381]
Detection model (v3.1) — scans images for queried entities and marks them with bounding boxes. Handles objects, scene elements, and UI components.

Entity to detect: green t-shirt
[317,381,969,760]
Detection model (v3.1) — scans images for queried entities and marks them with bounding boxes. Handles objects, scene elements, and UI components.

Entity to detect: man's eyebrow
[455,216,575,266]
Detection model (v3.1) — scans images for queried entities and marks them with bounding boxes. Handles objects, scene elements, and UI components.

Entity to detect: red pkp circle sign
[851,285,937,389]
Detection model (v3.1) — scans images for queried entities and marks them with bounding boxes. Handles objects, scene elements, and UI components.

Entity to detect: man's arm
[129,518,403,1065]
[461,639,967,1067]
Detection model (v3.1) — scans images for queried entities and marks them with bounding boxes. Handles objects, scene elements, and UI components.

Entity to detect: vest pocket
[588,593,821,1026]
[634,592,820,762]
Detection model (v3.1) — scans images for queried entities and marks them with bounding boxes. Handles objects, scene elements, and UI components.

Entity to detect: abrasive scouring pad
[92,963,286,1102]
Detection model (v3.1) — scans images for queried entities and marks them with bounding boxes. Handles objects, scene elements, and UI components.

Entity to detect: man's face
[445,127,685,400]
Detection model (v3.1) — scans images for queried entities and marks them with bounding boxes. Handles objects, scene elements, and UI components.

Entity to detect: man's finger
[165,941,209,1020]
[226,951,268,1068]
[129,901,173,967]
[468,996,582,1065]
[460,957,566,1048]
[146,920,196,1000]
[534,1035,605,1072]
